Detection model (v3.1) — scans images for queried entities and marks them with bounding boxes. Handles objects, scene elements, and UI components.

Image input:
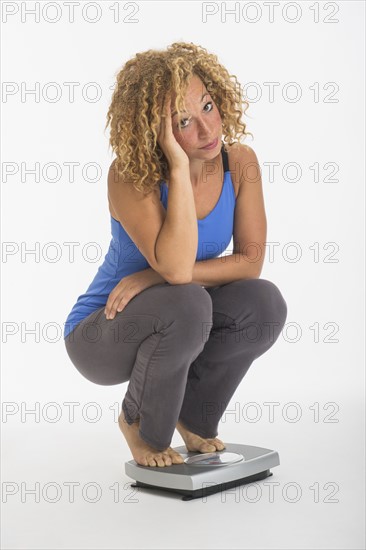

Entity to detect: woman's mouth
[200,137,218,150]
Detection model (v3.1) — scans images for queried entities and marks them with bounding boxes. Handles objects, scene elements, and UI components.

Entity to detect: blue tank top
[63,144,236,339]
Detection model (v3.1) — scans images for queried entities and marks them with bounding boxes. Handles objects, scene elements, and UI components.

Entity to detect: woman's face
[170,74,222,158]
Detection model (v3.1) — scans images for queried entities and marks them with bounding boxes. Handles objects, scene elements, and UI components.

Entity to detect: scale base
[131,468,273,501]
[125,442,280,501]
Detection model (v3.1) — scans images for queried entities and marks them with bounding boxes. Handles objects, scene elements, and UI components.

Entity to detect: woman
[64,42,288,468]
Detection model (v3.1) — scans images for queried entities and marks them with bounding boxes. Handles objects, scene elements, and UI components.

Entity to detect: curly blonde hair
[104,41,253,195]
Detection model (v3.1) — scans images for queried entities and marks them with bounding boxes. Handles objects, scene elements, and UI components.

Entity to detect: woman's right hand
[157,93,190,170]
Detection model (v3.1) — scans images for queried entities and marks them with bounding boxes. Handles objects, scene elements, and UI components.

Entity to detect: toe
[207,438,225,450]
[156,457,165,467]
[171,453,184,464]
[166,447,184,464]
[201,442,216,452]
[163,454,172,466]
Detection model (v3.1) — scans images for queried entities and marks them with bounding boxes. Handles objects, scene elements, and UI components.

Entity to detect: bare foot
[176,420,226,453]
[118,409,184,467]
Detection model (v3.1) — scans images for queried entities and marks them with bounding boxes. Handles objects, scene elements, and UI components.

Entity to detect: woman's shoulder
[225,143,256,194]
[227,142,255,156]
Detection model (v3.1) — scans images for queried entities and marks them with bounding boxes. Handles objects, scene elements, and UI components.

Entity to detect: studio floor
[2,388,365,550]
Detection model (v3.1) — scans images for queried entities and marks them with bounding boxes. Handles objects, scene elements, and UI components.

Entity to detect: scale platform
[125,442,280,501]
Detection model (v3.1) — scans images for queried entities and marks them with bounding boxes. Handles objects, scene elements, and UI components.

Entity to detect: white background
[1,1,365,549]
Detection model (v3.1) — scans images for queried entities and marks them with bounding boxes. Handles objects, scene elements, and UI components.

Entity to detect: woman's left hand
[104,268,166,319]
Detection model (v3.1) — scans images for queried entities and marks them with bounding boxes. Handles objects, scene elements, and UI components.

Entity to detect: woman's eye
[178,118,189,129]
[177,101,213,129]
[178,119,189,129]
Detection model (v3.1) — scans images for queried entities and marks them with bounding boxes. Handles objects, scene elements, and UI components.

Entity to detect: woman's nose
[196,118,211,136]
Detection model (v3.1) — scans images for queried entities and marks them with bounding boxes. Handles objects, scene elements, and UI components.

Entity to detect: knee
[231,279,287,353]
[164,283,213,343]
[228,278,287,327]
[251,279,288,329]
[166,283,213,322]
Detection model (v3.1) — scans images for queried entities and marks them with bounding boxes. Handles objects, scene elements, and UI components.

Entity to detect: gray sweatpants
[64,279,287,451]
